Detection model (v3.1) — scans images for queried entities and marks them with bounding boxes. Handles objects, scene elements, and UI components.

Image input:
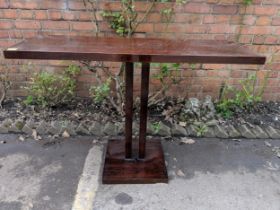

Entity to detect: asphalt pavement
[0,135,279,210]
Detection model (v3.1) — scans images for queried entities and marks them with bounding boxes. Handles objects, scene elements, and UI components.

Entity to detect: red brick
[34,10,48,20]
[15,20,40,29]
[8,30,23,39]
[275,28,280,36]
[63,11,77,21]
[214,16,230,24]
[42,21,69,30]
[203,64,227,70]
[48,10,62,20]
[78,12,92,21]
[265,35,278,44]
[242,15,257,25]
[18,10,34,19]
[153,25,189,34]
[0,31,9,38]
[0,0,9,8]
[185,25,209,33]
[255,16,271,26]
[238,35,253,44]
[272,17,280,26]
[68,1,86,10]
[0,20,14,29]
[135,23,154,33]
[96,22,112,32]
[230,70,246,78]
[1,0,280,101]
[21,30,39,38]
[230,15,243,25]
[239,26,273,35]
[213,5,238,14]
[134,2,153,12]
[147,13,161,23]
[253,35,265,44]
[0,9,17,19]
[175,14,202,24]
[10,1,38,9]
[254,7,277,16]
[0,40,18,48]
[153,2,172,12]
[185,3,211,13]
[71,21,94,31]
[205,15,230,24]
[203,15,215,24]
[40,1,67,10]
[209,24,236,34]
[262,0,280,5]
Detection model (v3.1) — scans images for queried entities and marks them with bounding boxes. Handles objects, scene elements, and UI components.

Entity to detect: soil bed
[1,97,280,130]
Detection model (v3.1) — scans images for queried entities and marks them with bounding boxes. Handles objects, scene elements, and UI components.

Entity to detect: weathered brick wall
[0,0,279,100]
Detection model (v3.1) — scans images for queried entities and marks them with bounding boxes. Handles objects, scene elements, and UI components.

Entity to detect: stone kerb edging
[1,118,280,139]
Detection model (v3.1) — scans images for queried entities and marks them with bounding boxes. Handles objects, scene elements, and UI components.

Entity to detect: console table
[4,36,266,184]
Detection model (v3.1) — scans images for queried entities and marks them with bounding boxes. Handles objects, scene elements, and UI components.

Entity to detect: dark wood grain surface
[4,35,266,64]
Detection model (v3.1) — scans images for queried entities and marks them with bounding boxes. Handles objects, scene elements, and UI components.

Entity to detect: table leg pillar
[139,63,150,159]
[125,62,134,159]
[102,62,168,184]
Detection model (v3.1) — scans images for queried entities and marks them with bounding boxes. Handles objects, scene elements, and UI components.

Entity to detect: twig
[83,0,100,35]
[0,83,6,108]
[131,0,156,34]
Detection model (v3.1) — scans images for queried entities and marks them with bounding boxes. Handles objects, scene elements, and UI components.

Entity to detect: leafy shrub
[193,123,208,137]
[90,78,112,103]
[24,64,80,107]
[216,72,269,118]
[102,12,128,36]
[243,0,253,5]
[151,122,161,134]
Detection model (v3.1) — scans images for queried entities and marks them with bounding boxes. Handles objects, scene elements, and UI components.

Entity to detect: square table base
[102,139,168,184]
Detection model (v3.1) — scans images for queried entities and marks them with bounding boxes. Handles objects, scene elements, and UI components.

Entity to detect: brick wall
[0,0,279,100]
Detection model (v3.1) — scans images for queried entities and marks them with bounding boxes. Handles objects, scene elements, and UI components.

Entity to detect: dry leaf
[179,122,186,127]
[31,129,42,141]
[180,137,195,145]
[19,135,25,142]
[62,130,70,138]
[73,112,79,118]
[265,141,272,147]
[32,129,38,140]
[176,169,185,177]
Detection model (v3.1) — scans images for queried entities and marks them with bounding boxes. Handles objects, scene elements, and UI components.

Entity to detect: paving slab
[0,134,94,210]
[93,139,280,210]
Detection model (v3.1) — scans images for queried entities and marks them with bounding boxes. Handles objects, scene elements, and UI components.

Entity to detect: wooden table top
[4,35,266,64]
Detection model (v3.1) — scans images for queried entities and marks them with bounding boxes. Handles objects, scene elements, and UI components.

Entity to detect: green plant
[82,0,188,116]
[243,0,253,5]
[24,64,80,107]
[102,12,129,36]
[151,121,161,134]
[193,123,208,137]
[216,72,269,118]
[90,77,112,103]
[149,63,182,106]
[23,95,34,106]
